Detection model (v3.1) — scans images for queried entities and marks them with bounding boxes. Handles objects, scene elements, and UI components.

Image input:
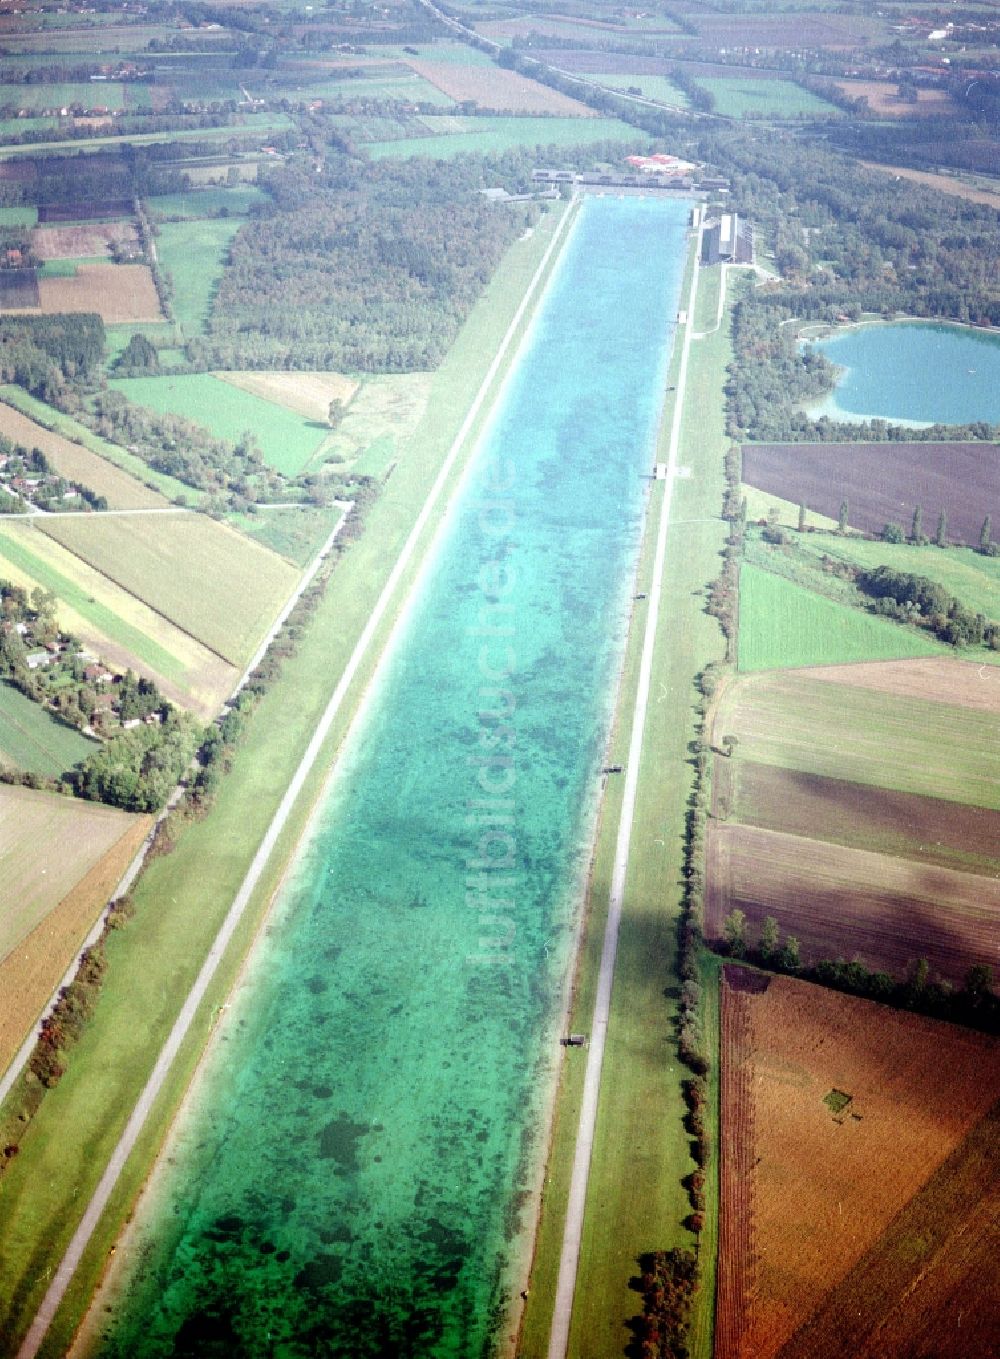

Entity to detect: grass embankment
[520,244,730,1358]
[0,201,576,1359]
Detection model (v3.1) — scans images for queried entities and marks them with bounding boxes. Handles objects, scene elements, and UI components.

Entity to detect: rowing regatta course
[91,196,690,1358]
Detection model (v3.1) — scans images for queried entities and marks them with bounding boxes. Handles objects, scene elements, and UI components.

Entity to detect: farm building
[702,212,754,265]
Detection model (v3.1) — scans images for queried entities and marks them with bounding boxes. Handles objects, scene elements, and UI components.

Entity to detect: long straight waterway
[97,195,690,1358]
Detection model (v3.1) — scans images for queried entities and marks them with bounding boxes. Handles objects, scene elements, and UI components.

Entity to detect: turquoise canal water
[808,321,1000,425]
[98,196,690,1359]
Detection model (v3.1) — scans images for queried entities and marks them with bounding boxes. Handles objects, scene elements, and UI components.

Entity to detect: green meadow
[0,681,95,777]
[369,114,639,158]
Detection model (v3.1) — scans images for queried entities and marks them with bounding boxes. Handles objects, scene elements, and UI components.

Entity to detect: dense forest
[0,314,105,404]
[196,159,540,372]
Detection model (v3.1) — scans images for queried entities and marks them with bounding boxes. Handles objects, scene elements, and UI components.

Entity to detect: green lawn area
[154,218,243,338]
[0,203,576,1359]
[0,205,38,225]
[697,77,840,119]
[145,185,268,220]
[372,41,495,65]
[103,322,177,369]
[738,562,945,671]
[716,670,1000,810]
[369,114,639,158]
[0,386,196,504]
[109,373,330,476]
[288,72,454,106]
[0,81,127,110]
[0,680,95,777]
[592,72,689,106]
[227,505,345,567]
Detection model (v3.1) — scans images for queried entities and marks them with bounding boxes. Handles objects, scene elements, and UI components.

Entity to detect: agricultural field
[0,271,40,308]
[27,264,162,323]
[0,784,138,967]
[737,563,944,671]
[713,669,1000,808]
[0,798,148,1078]
[0,206,38,226]
[705,822,999,985]
[800,655,1000,712]
[110,373,333,476]
[0,81,128,111]
[716,971,1000,1359]
[154,218,243,338]
[217,370,358,427]
[0,522,238,718]
[35,512,300,668]
[286,70,455,108]
[860,162,1000,209]
[836,81,956,117]
[0,401,167,510]
[0,679,96,777]
[322,372,432,476]
[368,113,637,158]
[590,72,689,107]
[776,1101,1000,1359]
[688,10,883,50]
[697,78,839,120]
[742,441,1000,545]
[405,59,594,115]
[30,222,138,260]
[713,758,1000,877]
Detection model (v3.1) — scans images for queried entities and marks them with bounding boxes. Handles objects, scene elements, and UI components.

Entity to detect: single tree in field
[759,915,780,962]
[882,522,904,544]
[961,963,993,1008]
[723,908,747,958]
[798,501,807,532]
[981,514,993,553]
[721,734,739,759]
[906,957,931,1006]
[935,508,947,547]
[910,503,924,544]
[838,499,849,534]
[328,398,345,428]
[779,935,800,972]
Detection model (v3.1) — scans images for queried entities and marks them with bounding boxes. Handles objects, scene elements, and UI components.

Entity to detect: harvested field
[0,401,166,509]
[713,671,1000,808]
[405,59,595,116]
[706,823,1000,985]
[799,656,1000,713]
[690,12,881,49]
[777,1101,1000,1359]
[216,370,359,424]
[836,81,955,117]
[742,441,1000,546]
[0,794,150,1076]
[36,512,299,667]
[716,973,1000,1359]
[31,221,138,260]
[0,784,137,965]
[36,264,162,323]
[715,758,1000,876]
[0,523,238,719]
[861,160,1000,209]
[0,270,40,308]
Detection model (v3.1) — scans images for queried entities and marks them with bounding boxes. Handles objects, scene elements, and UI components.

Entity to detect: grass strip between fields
[0,200,578,1359]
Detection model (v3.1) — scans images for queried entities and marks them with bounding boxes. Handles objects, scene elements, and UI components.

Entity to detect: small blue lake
[97,195,691,1358]
[807,321,1000,426]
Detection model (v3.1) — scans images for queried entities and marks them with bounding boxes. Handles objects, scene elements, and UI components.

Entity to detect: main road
[547,218,703,1359]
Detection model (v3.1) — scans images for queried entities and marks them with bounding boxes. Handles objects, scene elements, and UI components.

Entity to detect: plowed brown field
[706,823,1000,984]
[38,263,162,323]
[715,973,1000,1359]
[798,656,1000,712]
[836,81,955,116]
[31,222,138,260]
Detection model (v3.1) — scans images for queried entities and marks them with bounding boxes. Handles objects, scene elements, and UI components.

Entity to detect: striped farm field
[798,656,1000,712]
[111,373,334,475]
[0,523,237,717]
[0,786,150,1075]
[0,401,166,509]
[0,680,96,776]
[368,114,637,159]
[716,972,1000,1359]
[405,59,594,115]
[705,822,1000,985]
[738,563,945,671]
[713,670,1000,808]
[35,512,299,667]
[36,264,163,324]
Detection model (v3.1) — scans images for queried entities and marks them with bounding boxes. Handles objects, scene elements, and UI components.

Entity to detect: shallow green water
[809,321,1000,425]
[99,196,690,1359]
